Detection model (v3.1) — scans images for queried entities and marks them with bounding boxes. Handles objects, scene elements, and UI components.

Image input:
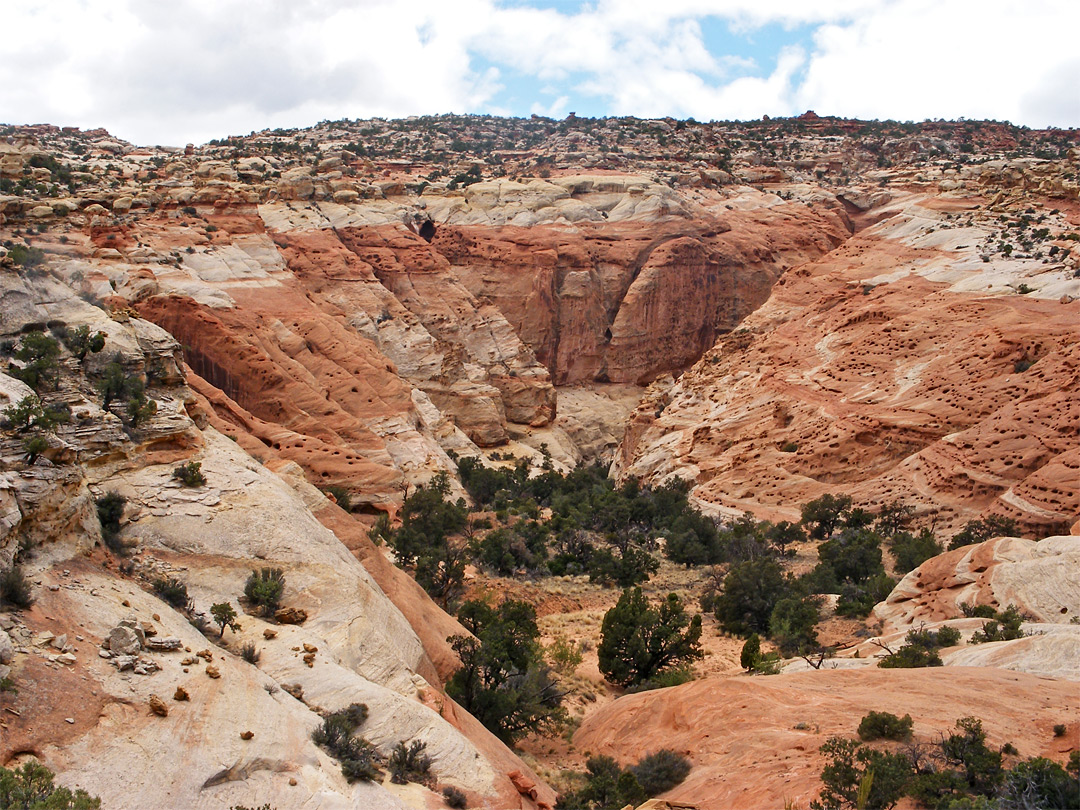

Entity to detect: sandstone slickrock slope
[573,668,1078,810]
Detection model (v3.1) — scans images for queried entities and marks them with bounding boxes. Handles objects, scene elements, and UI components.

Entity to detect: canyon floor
[0,114,1077,809]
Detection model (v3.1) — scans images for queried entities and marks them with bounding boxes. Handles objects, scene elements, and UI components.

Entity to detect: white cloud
[794,0,1080,126]
[0,0,1076,145]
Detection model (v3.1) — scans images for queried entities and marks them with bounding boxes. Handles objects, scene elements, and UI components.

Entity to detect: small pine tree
[598,588,702,687]
[741,633,762,671]
[210,602,239,637]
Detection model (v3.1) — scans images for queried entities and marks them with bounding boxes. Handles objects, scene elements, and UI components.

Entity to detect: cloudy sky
[2,0,1077,146]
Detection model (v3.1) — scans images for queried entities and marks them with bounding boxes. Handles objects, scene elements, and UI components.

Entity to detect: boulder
[273,606,307,625]
[0,630,13,664]
[148,695,168,717]
[106,626,141,656]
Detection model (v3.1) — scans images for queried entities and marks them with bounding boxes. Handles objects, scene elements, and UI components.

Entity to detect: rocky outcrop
[616,194,1080,534]
[435,197,850,385]
[875,535,1080,632]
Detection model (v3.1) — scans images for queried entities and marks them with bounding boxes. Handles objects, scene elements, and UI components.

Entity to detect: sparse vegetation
[244,567,285,614]
[95,491,127,554]
[172,461,206,487]
[948,516,1018,550]
[630,749,693,795]
[877,626,959,668]
[152,576,191,610]
[210,601,239,637]
[441,785,468,808]
[969,605,1025,643]
[8,332,61,392]
[56,324,106,362]
[0,565,33,608]
[557,749,692,810]
[388,740,431,785]
[814,713,1079,810]
[311,703,381,782]
[546,634,584,676]
[322,485,352,511]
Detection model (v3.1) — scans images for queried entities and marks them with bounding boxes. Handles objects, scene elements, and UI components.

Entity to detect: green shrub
[835,572,895,618]
[630,749,692,795]
[948,516,1018,550]
[2,394,43,431]
[126,391,157,427]
[21,434,48,464]
[740,634,761,672]
[9,332,61,391]
[891,529,942,574]
[244,567,285,614]
[388,740,431,785]
[442,786,468,808]
[210,602,239,637]
[811,736,912,810]
[172,461,206,487]
[800,494,853,540]
[781,442,798,453]
[768,595,821,655]
[878,644,942,668]
[960,601,997,619]
[57,324,106,362]
[312,703,381,782]
[1001,756,1079,810]
[240,642,260,665]
[712,557,786,635]
[7,243,46,269]
[322,485,352,511]
[941,717,1003,794]
[95,491,127,554]
[0,761,100,809]
[857,711,914,741]
[751,651,782,675]
[969,605,1024,643]
[0,565,33,608]
[818,528,884,585]
[152,576,191,610]
[935,625,962,647]
[448,599,564,743]
[546,635,584,676]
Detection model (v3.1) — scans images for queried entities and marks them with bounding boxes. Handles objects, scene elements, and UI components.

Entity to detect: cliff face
[615,192,1080,535]
[434,196,850,384]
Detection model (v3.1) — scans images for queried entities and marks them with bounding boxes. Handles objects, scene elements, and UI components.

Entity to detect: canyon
[0,113,1077,809]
